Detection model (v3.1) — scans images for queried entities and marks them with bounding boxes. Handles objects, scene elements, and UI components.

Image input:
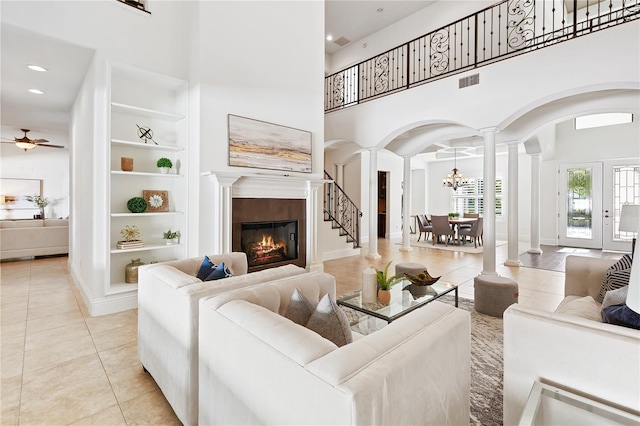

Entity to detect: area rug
[341,296,503,426]
[399,239,506,254]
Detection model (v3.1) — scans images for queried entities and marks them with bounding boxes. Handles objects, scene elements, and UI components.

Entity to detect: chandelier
[442,149,469,191]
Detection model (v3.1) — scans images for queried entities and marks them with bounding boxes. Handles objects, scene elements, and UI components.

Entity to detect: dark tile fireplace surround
[232,198,306,272]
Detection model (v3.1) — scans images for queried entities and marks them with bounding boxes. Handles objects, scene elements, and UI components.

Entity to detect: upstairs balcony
[324,0,640,113]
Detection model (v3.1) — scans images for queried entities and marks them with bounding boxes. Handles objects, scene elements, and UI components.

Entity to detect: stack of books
[117,240,144,249]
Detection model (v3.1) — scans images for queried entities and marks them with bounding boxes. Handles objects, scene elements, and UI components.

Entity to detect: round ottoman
[395,262,427,277]
[474,275,519,318]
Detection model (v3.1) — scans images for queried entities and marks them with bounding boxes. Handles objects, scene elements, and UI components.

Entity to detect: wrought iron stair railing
[325,0,640,112]
[323,171,362,248]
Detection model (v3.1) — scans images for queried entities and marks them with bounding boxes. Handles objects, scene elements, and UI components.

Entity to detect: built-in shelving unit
[108,62,188,291]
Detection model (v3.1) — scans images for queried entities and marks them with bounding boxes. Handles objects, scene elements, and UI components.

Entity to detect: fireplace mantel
[202,171,329,271]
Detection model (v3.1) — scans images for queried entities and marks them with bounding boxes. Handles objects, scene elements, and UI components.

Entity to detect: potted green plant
[25,195,50,219]
[448,212,460,218]
[157,157,173,174]
[162,229,181,245]
[375,260,404,304]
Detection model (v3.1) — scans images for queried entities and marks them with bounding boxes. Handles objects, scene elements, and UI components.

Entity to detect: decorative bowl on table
[403,271,441,298]
[403,271,441,286]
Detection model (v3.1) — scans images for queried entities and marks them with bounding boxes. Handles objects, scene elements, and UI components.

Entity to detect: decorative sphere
[127,197,148,213]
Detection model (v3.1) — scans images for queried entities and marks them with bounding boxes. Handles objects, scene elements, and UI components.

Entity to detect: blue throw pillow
[196,256,215,281]
[204,262,233,282]
[602,304,640,330]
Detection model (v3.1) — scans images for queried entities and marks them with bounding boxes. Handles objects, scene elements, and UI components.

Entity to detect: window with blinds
[452,178,503,216]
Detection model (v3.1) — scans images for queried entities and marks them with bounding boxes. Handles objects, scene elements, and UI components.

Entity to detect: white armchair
[137,253,305,426]
[503,255,640,425]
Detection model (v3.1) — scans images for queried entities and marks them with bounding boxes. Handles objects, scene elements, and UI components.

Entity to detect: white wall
[194,1,325,255]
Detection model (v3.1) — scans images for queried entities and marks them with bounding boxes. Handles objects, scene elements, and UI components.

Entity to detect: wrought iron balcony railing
[325,0,640,113]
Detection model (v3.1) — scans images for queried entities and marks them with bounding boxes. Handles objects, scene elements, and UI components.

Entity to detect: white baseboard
[69,261,138,317]
[323,247,361,261]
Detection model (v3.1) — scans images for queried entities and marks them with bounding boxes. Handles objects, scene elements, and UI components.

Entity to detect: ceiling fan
[1,129,65,151]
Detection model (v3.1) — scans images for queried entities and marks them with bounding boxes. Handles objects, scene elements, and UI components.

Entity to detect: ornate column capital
[479,126,500,134]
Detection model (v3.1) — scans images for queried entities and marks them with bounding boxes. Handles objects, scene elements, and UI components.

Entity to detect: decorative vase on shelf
[159,167,170,174]
[121,157,133,172]
[378,289,391,305]
[125,258,145,284]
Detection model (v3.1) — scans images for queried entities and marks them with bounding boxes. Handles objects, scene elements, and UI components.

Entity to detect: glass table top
[337,279,459,323]
[519,381,640,426]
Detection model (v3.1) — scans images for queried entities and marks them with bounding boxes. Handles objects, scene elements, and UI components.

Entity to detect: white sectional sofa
[504,255,640,425]
[0,218,69,260]
[199,271,471,426]
[137,253,305,426]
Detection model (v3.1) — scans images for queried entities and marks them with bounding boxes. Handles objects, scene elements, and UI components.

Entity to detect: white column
[528,154,543,254]
[505,142,522,267]
[307,180,324,272]
[481,127,498,275]
[366,148,381,259]
[207,173,240,254]
[400,155,413,252]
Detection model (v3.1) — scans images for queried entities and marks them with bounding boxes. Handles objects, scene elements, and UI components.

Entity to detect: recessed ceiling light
[377,7,384,12]
[326,35,333,41]
[27,64,47,72]
[28,89,44,95]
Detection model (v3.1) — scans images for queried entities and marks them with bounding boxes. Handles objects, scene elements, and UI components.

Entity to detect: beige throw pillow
[305,294,353,347]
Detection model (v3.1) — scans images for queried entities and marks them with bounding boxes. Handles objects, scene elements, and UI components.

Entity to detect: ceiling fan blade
[1,137,16,141]
[38,144,65,149]
[33,138,49,143]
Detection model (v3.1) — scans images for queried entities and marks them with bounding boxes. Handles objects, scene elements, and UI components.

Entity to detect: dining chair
[430,215,456,246]
[459,217,483,248]
[416,214,433,242]
[460,213,479,242]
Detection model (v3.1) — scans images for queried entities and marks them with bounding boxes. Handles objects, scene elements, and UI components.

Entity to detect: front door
[558,163,603,249]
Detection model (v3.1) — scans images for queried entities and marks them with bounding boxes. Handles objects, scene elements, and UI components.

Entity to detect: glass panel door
[602,160,640,252]
[559,163,603,249]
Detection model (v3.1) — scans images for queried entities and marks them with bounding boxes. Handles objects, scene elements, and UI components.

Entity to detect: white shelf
[110,243,183,254]
[111,102,184,122]
[111,170,183,178]
[111,139,183,151]
[111,211,184,217]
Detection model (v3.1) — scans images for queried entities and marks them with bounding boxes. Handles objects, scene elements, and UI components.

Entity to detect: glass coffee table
[337,280,459,323]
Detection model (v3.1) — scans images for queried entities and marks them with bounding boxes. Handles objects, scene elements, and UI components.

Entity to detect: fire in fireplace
[241,220,298,267]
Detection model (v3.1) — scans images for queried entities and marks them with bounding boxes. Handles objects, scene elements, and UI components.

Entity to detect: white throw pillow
[602,286,629,309]
[554,296,602,322]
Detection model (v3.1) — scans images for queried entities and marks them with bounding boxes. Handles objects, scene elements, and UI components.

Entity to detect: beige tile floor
[1,238,572,425]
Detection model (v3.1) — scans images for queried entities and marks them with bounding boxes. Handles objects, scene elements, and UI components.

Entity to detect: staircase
[323,171,361,249]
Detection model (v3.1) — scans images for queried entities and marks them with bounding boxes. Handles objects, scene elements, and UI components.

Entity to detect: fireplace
[232,198,306,272]
[241,220,298,268]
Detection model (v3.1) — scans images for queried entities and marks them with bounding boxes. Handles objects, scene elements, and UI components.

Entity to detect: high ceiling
[0,25,94,149]
[325,1,435,54]
[0,2,434,149]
